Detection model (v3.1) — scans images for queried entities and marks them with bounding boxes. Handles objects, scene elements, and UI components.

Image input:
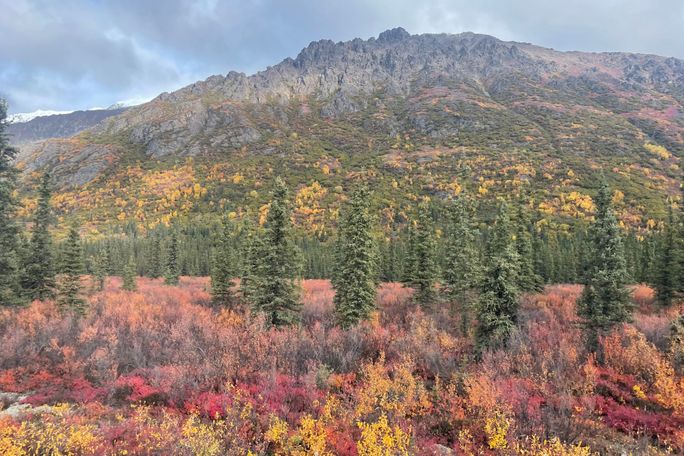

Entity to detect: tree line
[2,99,683,354]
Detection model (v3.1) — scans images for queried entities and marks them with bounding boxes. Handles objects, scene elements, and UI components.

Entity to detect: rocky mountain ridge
[12,28,684,231]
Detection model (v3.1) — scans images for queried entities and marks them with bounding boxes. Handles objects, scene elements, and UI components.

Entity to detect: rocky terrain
[13,28,684,231]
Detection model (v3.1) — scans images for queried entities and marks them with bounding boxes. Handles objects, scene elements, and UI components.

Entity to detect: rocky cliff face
[13,28,684,225]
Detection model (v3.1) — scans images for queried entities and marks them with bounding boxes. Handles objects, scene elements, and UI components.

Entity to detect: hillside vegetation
[13,29,684,236]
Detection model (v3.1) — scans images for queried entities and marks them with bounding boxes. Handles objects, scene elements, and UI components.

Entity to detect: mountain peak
[377,27,411,43]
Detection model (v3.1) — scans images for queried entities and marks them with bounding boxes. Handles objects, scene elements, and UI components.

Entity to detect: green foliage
[401,223,418,287]
[103,242,115,276]
[0,100,22,307]
[515,202,543,293]
[22,172,56,301]
[409,200,439,308]
[165,230,180,285]
[443,196,481,331]
[122,256,138,291]
[333,187,379,328]
[248,177,302,326]
[58,225,86,314]
[92,250,107,291]
[211,217,237,308]
[652,202,680,307]
[577,182,632,350]
[476,203,520,353]
[146,233,163,279]
[239,218,264,304]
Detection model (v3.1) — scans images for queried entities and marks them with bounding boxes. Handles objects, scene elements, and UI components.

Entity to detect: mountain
[14,28,684,233]
[8,110,76,124]
[8,108,128,145]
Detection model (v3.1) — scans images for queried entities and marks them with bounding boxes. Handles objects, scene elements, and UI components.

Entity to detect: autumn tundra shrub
[0,279,682,454]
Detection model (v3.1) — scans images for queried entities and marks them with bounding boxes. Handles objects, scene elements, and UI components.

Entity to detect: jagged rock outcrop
[14,28,684,190]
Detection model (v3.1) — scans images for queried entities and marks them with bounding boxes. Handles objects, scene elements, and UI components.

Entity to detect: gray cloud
[1,0,683,113]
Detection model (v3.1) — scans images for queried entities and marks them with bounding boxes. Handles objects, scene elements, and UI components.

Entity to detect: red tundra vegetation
[0,278,683,455]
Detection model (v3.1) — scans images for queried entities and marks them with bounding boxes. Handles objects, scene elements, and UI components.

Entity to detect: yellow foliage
[612,189,624,205]
[355,354,431,420]
[296,414,331,456]
[0,409,104,456]
[264,398,338,455]
[294,181,329,236]
[514,436,595,455]
[356,414,411,456]
[644,142,672,160]
[265,416,289,445]
[180,415,224,456]
[633,384,647,400]
[484,409,509,450]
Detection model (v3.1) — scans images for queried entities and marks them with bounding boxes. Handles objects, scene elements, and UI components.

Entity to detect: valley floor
[0,278,683,455]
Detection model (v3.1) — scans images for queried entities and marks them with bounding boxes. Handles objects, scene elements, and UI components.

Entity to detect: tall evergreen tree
[22,172,56,301]
[250,177,302,326]
[475,203,520,352]
[332,187,379,328]
[653,202,679,307]
[165,230,180,285]
[92,250,107,291]
[122,255,138,291]
[58,225,86,314]
[146,233,163,278]
[515,202,543,292]
[0,100,22,307]
[411,200,439,307]
[211,217,237,307]
[443,197,481,328]
[401,223,418,286]
[239,218,262,303]
[577,182,632,351]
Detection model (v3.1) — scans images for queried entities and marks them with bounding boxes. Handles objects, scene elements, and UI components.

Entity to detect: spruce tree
[239,217,263,303]
[251,177,302,326]
[122,256,138,291]
[475,202,520,352]
[22,172,56,301]
[515,202,543,292]
[412,200,438,307]
[332,187,379,328]
[443,197,481,329]
[103,241,115,276]
[58,224,86,314]
[577,182,631,351]
[0,100,22,307]
[401,223,418,287]
[653,202,679,307]
[211,217,237,307]
[165,230,180,285]
[92,250,107,291]
[146,233,163,278]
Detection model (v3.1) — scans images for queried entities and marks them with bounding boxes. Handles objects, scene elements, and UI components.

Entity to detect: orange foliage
[0,280,682,454]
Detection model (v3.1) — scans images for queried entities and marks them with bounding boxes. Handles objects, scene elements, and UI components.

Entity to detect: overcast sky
[2,0,683,114]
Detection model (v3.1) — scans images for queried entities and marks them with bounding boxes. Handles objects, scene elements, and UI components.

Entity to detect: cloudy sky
[2,0,683,114]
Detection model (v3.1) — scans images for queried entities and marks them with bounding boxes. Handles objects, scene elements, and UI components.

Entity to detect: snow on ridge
[8,110,75,124]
